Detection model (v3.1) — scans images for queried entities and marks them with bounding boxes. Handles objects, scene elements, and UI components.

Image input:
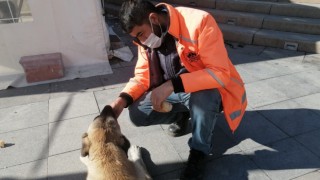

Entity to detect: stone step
[215,0,320,19]
[262,15,320,35]
[253,28,320,53]
[220,24,320,53]
[209,9,320,35]
[104,2,320,53]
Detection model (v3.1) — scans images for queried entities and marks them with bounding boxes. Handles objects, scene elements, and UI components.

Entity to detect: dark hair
[119,0,162,33]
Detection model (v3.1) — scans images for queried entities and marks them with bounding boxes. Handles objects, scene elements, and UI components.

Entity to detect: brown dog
[80,105,151,180]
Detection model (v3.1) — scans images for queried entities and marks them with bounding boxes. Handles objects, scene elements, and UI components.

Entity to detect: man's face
[129,22,162,44]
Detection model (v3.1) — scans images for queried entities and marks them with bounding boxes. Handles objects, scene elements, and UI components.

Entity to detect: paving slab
[0,125,48,169]
[0,84,50,109]
[48,114,97,156]
[0,101,48,134]
[218,110,288,151]
[245,80,288,108]
[0,159,47,180]
[48,150,86,180]
[100,66,134,90]
[203,153,270,180]
[303,53,320,70]
[49,92,99,122]
[256,99,320,136]
[292,170,320,180]
[295,129,320,158]
[244,138,320,180]
[50,76,104,98]
[226,43,266,57]
[129,131,183,177]
[294,92,320,116]
[245,71,320,108]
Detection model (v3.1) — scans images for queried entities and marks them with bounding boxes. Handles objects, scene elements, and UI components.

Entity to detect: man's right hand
[110,97,127,119]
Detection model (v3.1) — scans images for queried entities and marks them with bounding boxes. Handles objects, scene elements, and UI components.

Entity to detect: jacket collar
[156,3,180,41]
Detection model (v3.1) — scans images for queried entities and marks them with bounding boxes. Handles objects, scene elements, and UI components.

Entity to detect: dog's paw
[128,145,142,161]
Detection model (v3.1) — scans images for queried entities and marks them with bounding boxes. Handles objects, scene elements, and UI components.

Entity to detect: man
[110,0,247,179]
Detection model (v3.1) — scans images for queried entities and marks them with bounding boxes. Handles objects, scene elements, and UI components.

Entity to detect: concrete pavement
[1,17,320,180]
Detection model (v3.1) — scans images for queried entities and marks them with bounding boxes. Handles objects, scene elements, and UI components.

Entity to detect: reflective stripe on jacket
[121,3,247,132]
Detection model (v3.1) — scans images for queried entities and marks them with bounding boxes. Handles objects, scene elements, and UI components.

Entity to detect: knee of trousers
[128,104,149,127]
[190,89,222,112]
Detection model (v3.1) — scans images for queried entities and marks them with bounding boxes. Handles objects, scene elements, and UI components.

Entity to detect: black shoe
[167,112,190,137]
[180,149,206,180]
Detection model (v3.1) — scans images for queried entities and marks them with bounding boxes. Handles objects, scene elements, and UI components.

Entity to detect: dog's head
[81,105,130,157]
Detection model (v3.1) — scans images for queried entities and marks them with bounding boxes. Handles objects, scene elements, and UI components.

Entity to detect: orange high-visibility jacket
[121,3,247,132]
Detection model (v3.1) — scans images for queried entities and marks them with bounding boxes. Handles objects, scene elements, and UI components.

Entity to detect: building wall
[0,0,111,75]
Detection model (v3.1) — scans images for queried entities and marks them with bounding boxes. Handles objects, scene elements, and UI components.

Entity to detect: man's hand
[110,97,127,119]
[151,80,174,112]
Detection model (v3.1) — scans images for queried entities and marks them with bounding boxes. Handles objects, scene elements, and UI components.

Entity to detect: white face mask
[142,19,165,49]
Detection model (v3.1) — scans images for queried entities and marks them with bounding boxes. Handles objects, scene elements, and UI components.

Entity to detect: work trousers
[128,89,222,155]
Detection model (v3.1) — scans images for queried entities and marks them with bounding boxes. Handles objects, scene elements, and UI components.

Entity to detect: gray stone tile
[235,66,260,84]
[260,47,305,59]
[129,131,183,177]
[226,44,266,56]
[203,153,270,180]
[48,150,87,180]
[263,54,318,73]
[246,77,287,108]
[294,93,320,117]
[237,61,293,81]
[218,110,288,151]
[295,129,320,158]
[94,87,124,111]
[245,138,320,180]
[292,170,320,180]
[245,72,320,108]
[0,125,48,169]
[0,159,47,180]
[49,92,99,122]
[50,76,104,98]
[0,101,48,134]
[100,66,134,89]
[257,100,320,136]
[0,84,50,109]
[49,114,98,156]
[303,53,320,70]
[228,51,265,65]
[292,70,320,89]
[265,73,320,99]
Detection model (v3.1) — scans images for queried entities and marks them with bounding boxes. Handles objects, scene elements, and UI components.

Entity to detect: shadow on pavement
[144,108,320,180]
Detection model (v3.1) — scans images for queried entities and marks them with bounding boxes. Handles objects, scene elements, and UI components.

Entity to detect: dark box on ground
[19,52,64,83]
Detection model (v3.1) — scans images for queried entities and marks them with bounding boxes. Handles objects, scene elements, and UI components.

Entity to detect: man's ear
[149,12,159,24]
[81,133,90,157]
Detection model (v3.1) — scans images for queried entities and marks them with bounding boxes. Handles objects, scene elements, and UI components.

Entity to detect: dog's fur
[80,105,151,180]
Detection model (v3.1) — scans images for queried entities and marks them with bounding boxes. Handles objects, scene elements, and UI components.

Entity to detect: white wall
[0,0,111,75]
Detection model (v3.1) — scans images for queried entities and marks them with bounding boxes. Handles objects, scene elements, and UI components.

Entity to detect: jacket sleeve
[121,46,150,103]
[179,13,231,93]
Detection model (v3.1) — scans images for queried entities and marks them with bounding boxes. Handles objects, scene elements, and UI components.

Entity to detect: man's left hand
[151,80,174,112]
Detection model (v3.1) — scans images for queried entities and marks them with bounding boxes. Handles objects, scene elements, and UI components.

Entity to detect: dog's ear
[100,105,116,119]
[81,133,90,157]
